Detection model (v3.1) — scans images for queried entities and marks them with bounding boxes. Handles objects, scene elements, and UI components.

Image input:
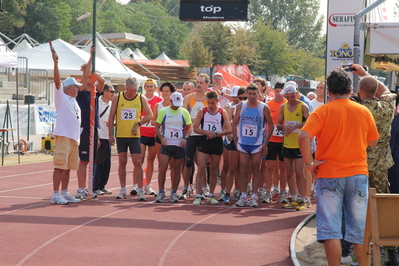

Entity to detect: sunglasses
[238,96,247,100]
[108,90,116,93]
[213,76,223,80]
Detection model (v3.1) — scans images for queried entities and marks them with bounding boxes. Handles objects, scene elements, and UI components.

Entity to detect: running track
[0,155,314,266]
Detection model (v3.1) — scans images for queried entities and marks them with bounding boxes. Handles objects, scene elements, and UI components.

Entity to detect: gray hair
[183,81,195,88]
[125,77,139,89]
[63,85,72,93]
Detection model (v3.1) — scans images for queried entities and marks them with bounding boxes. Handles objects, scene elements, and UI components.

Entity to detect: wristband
[137,122,141,127]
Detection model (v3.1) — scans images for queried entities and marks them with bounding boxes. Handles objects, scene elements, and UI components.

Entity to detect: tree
[230,25,259,66]
[16,0,73,43]
[252,19,297,79]
[294,49,325,80]
[181,35,212,71]
[249,0,324,52]
[0,0,34,38]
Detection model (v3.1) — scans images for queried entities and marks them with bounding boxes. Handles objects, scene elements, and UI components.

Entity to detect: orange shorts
[53,136,79,170]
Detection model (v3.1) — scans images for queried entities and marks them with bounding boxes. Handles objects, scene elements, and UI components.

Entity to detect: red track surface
[0,156,314,266]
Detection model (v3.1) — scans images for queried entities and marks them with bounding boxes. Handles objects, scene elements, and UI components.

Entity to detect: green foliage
[294,50,325,80]
[181,35,212,71]
[0,0,34,38]
[230,25,258,66]
[249,0,324,53]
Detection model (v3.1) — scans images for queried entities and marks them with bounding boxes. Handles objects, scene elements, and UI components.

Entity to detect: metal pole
[353,0,386,93]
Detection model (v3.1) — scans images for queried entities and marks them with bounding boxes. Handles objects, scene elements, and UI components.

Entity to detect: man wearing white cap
[155,92,192,203]
[50,50,83,205]
[211,72,231,109]
[277,83,310,211]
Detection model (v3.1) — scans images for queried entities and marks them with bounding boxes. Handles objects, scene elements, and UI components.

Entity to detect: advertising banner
[180,0,248,21]
[326,0,365,75]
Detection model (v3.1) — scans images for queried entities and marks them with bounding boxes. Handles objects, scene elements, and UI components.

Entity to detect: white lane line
[15,201,153,266]
[0,170,53,179]
[0,202,48,216]
[157,207,230,266]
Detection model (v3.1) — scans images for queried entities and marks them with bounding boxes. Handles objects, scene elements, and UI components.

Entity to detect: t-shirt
[98,95,111,140]
[156,107,192,146]
[267,99,287,143]
[53,85,81,143]
[301,99,379,178]
[310,99,324,111]
[76,90,100,129]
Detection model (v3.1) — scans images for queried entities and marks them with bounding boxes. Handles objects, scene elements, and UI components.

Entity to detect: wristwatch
[304,161,314,167]
[137,122,141,127]
[183,136,188,139]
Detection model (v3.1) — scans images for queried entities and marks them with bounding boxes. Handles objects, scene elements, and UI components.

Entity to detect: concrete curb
[290,212,316,266]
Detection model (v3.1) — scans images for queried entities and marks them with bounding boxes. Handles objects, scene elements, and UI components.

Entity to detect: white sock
[61,190,68,195]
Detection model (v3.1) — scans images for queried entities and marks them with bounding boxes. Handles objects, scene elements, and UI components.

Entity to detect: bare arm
[79,46,94,91]
[218,109,232,136]
[298,130,326,177]
[52,52,61,90]
[232,103,242,145]
[368,139,378,146]
[151,103,159,126]
[96,73,105,94]
[108,93,119,145]
[276,104,285,131]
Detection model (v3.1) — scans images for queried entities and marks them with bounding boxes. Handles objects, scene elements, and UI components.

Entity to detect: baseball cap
[230,86,240,97]
[144,78,157,86]
[280,83,297,95]
[285,81,298,88]
[171,92,183,107]
[213,72,223,78]
[63,77,82,87]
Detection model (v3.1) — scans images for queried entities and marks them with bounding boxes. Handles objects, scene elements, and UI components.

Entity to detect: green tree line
[0,0,326,80]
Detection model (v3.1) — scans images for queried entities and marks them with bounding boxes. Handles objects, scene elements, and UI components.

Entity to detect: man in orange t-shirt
[298,69,379,266]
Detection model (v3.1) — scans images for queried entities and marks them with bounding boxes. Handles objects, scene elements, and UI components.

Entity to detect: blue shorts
[316,174,368,244]
[237,143,262,155]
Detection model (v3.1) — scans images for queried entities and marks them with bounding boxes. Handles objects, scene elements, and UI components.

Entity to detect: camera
[342,65,356,72]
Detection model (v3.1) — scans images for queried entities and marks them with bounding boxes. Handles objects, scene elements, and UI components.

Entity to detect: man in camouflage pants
[351,64,397,193]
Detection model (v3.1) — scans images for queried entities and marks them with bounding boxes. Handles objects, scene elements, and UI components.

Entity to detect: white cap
[285,81,298,88]
[171,92,183,107]
[230,86,240,97]
[280,83,297,95]
[213,72,223,78]
[63,77,82,87]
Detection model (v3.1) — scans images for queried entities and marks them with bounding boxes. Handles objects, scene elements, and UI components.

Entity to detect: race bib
[285,121,300,133]
[165,126,182,139]
[121,108,136,120]
[242,124,257,137]
[272,125,284,137]
[140,115,153,128]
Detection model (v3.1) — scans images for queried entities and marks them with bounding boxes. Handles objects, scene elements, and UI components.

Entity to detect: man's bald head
[359,76,378,98]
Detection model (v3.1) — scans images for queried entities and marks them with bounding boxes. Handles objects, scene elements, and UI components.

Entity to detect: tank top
[187,94,208,136]
[238,101,266,146]
[267,99,287,143]
[140,95,162,137]
[160,107,186,146]
[200,107,224,133]
[283,101,304,148]
[115,92,142,138]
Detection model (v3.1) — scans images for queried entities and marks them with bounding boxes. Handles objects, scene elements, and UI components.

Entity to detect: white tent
[155,52,171,61]
[133,48,148,60]
[82,40,145,82]
[17,39,146,83]
[0,37,11,52]
[12,39,33,52]
[120,48,142,60]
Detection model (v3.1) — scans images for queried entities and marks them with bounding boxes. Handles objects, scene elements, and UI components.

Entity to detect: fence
[28,69,48,102]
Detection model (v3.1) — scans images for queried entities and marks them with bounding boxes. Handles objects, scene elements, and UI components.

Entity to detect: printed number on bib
[285,121,300,133]
[207,124,217,131]
[165,127,181,139]
[121,108,136,120]
[242,124,257,137]
[140,116,153,128]
[272,125,284,137]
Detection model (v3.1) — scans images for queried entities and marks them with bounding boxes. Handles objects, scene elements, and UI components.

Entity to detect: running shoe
[223,194,230,204]
[282,199,299,209]
[202,185,210,197]
[50,194,68,205]
[207,197,218,205]
[179,189,189,200]
[259,189,266,201]
[138,190,146,201]
[93,189,105,195]
[249,197,259,208]
[295,199,307,211]
[340,255,353,265]
[217,190,226,201]
[170,193,179,203]
[233,189,240,201]
[310,186,316,199]
[101,188,113,194]
[246,182,252,194]
[189,184,195,195]
[271,189,279,198]
[130,186,138,195]
[262,191,272,204]
[62,193,81,203]
[144,184,156,195]
[115,190,126,199]
[278,191,288,203]
[75,188,88,200]
[193,197,202,206]
[155,192,165,203]
[235,196,248,207]
[304,197,312,208]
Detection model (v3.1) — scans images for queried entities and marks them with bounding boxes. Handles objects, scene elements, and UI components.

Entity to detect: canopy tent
[133,48,148,60]
[155,52,171,61]
[0,37,11,52]
[17,39,146,83]
[120,48,142,60]
[82,39,145,82]
[12,39,33,52]
[364,22,399,71]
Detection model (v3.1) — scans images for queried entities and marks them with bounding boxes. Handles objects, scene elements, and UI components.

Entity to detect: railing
[7,57,28,87]
[28,69,48,102]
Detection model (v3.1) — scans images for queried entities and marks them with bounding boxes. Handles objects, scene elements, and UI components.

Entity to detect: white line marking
[0,170,52,179]
[0,202,48,216]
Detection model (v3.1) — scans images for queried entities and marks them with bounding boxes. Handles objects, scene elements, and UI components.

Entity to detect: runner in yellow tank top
[277,83,310,211]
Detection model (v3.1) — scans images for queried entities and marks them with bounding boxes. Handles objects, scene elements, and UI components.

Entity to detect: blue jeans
[316,174,368,244]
